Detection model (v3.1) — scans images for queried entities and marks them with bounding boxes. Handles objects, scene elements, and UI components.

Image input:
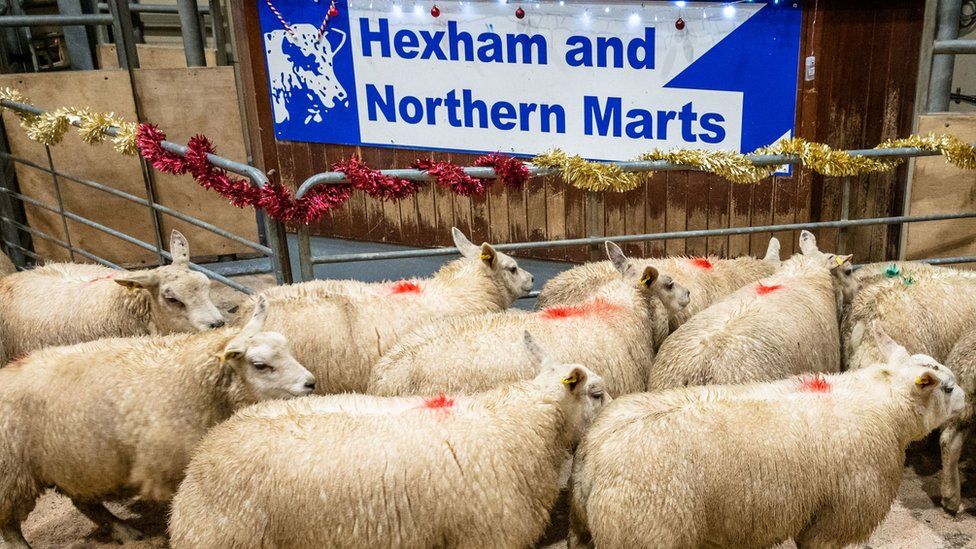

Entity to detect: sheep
[843,262,976,370]
[0,297,314,549]
[938,325,976,514]
[368,251,665,398]
[0,250,16,277]
[0,230,224,364]
[251,227,534,394]
[169,332,608,549]
[569,337,964,548]
[537,237,781,331]
[647,230,855,390]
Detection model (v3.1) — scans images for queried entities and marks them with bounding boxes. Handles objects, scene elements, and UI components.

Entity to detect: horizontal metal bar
[0,189,252,293]
[96,2,209,14]
[294,147,949,199]
[0,99,269,187]
[919,255,976,265]
[933,39,976,54]
[0,14,114,27]
[310,211,976,264]
[2,240,41,263]
[0,152,272,255]
[0,214,123,269]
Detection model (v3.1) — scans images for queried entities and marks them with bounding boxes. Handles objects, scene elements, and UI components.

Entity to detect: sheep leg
[70,499,145,543]
[0,522,31,549]
[940,421,972,514]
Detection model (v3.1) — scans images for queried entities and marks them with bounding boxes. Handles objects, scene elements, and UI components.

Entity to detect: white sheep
[537,237,781,331]
[939,325,976,513]
[647,230,854,390]
[253,227,534,394]
[843,262,976,369]
[368,254,665,398]
[0,230,225,364]
[0,298,314,549]
[169,332,608,549]
[569,338,964,548]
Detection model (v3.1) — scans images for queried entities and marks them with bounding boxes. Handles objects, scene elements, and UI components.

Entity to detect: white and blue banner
[258,0,802,160]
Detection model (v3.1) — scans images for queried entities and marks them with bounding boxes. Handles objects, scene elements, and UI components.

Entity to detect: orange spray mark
[689,257,713,270]
[424,394,455,410]
[540,298,623,321]
[755,283,784,296]
[799,374,831,393]
[82,273,118,287]
[389,281,422,295]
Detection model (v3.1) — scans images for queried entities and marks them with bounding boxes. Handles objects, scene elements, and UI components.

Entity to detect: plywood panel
[133,67,259,257]
[0,71,156,265]
[98,44,218,69]
[904,114,976,261]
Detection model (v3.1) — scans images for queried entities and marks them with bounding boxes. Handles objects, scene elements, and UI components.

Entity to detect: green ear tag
[883,264,900,278]
[902,275,915,286]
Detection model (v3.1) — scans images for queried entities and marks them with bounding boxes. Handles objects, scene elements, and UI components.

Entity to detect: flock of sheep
[0,226,971,548]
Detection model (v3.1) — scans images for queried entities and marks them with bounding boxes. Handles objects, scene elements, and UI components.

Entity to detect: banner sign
[257,1,802,161]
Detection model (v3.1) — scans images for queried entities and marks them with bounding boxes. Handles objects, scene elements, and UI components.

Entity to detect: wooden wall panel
[234,0,924,265]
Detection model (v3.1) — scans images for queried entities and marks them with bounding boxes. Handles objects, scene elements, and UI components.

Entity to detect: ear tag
[561,373,579,386]
[640,274,652,286]
[835,256,845,266]
[914,375,929,387]
[215,351,228,364]
[883,264,900,278]
[902,275,915,286]
[480,251,492,261]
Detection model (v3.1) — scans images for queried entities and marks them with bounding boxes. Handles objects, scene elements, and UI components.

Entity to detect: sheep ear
[873,322,910,365]
[799,230,819,255]
[763,237,781,262]
[639,266,658,288]
[830,254,853,270]
[914,371,938,393]
[524,331,548,369]
[605,241,628,275]
[480,243,497,267]
[452,227,481,259]
[241,295,268,336]
[560,366,588,394]
[114,270,158,290]
[169,230,190,267]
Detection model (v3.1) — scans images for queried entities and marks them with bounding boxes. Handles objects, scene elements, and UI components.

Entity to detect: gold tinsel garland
[0,88,138,156]
[537,134,976,191]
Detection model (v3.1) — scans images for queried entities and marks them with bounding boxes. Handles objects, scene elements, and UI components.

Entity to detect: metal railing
[0,98,292,294]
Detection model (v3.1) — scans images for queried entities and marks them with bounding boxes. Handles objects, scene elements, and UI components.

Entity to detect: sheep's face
[225,331,317,400]
[645,270,690,316]
[452,227,533,303]
[604,242,690,318]
[826,253,858,307]
[545,363,609,446]
[114,231,224,333]
[871,329,965,436]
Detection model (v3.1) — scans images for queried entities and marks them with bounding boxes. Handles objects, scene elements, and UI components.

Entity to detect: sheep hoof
[941,496,962,515]
[109,522,145,544]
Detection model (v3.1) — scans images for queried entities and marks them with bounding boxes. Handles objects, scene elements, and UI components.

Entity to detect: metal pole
[0,118,28,267]
[838,176,851,255]
[44,146,76,262]
[265,216,293,284]
[106,0,139,68]
[927,0,962,112]
[137,157,166,265]
[296,225,314,282]
[585,191,602,261]
[56,0,96,70]
[208,0,228,65]
[177,0,207,67]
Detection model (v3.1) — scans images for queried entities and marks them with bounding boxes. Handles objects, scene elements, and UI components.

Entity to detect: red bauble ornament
[430,4,440,17]
[675,17,685,30]
[515,6,525,19]
[328,4,339,17]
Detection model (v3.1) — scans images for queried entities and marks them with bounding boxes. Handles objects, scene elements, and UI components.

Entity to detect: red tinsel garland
[474,152,531,189]
[413,158,487,196]
[137,123,534,225]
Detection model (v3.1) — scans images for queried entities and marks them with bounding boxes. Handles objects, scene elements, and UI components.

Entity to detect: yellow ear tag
[835,256,846,267]
[914,375,931,387]
[480,251,492,261]
[561,373,579,386]
[640,274,651,286]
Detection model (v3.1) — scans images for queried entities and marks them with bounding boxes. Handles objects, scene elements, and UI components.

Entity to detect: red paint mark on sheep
[82,273,118,287]
[389,281,422,295]
[540,299,623,321]
[755,283,784,296]
[799,374,831,393]
[689,257,713,270]
[424,394,455,410]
